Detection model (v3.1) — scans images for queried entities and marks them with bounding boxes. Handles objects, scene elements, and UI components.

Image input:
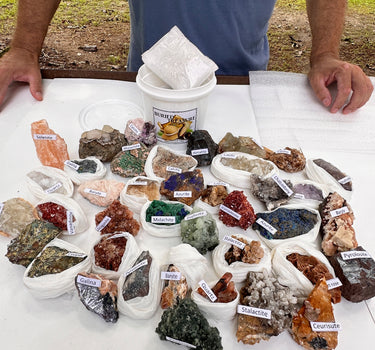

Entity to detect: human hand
[0,47,43,106]
[308,53,373,114]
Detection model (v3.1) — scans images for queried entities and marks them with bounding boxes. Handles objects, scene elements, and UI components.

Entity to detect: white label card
[271,174,294,197]
[256,218,278,235]
[33,134,57,141]
[66,211,75,235]
[129,123,141,135]
[174,191,192,198]
[151,216,176,224]
[130,181,148,186]
[125,259,148,277]
[84,188,107,197]
[310,322,342,332]
[293,193,305,200]
[45,182,62,194]
[95,216,111,232]
[198,280,217,302]
[330,206,349,218]
[107,232,129,240]
[161,271,182,281]
[184,211,207,221]
[207,181,229,188]
[341,250,372,260]
[338,176,352,185]
[76,275,102,288]
[220,204,241,220]
[64,160,80,171]
[0,203,4,216]
[122,143,141,151]
[166,166,182,174]
[275,149,291,155]
[166,337,196,349]
[191,148,209,156]
[326,278,343,290]
[66,252,87,258]
[237,305,271,319]
[221,153,237,159]
[223,235,246,250]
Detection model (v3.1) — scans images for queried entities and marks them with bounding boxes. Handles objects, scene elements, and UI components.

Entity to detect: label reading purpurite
[191,148,209,156]
[151,216,176,224]
[338,176,352,185]
[198,280,217,302]
[66,211,76,235]
[77,275,102,288]
[125,259,148,277]
[122,143,141,151]
[219,204,241,220]
[95,216,111,232]
[174,191,192,198]
[341,250,372,260]
[271,174,294,197]
[33,134,57,141]
[64,160,80,171]
[84,188,107,197]
[166,337,196,349]
[184,211,207,221]
[129,123,141,135]
[326,277,343,290]
[237,305,271,320]
[256,218,278,235]
[330,206,350,218]
[161,271,182,281]
[166,166,182,174]
[223,235,246,250]
[310,322,342,332]
[45,182,62,194]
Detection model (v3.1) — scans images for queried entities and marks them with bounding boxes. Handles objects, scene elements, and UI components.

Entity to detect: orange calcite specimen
[31,119,69,169]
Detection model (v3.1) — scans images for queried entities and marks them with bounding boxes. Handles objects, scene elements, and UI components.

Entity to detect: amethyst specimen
[186,130,218,166]
[313,158,352,191]
[292,183,324,201]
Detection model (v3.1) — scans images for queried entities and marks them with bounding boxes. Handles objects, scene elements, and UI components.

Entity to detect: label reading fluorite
[33,134,57,141]
[166,337,196,349]
[45,182,63,194]
[166,166,182,174]
[122,143,141,151]
[129,123,141,135]
[66,252,86,258]
[64,160,80,171]
[125,259,148,277]
[338,176,352,185]
[256,218,278,235]
[77,275,102,288]
[237,305,271,319]
[220,204,241,220]
[221,153,237,159]
[310,322,342,332]
[95,216,111,231]
[84,188,107,197]
[271,174,294,197]
[223,235,246,249]
[161,271,181,281]
[184,211,207,221]
[330,206,349,218]
[108,232,129,240]
[341,250,372,260]
[198,280,217,302]
[66,211,75,235]
[275,149,291,155]
[326,277,343,290]
[191,148,209,156]
[174,191,192,198]
[151,216,176,224]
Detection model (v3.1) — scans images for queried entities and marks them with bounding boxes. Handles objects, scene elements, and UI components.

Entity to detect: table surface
[0,71,374,350]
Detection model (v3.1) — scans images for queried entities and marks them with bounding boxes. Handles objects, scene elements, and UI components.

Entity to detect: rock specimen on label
[75,272,119,323]
[5,220,61,267]
[291,279,338,350]
[110,142,151,177]
[186,129,218,166]
[328,246,375,303]
[225,237,264,265]
[36,202,75,231]
[79,125,126,162]
[250,174,293,210]
[218,132,266,158]
[27,246,87,277]
[200,185,228,207]
[180,207,219,254]
[292,183,324,202]
[319,192,357,256]
[218,190,256,230]
[253,208,318,240]
[94,234,127,271]
[122,251,152,301]
[145,200,190,225]
[126,178,160,201]
[237,270,300,345]
[156,298,223,350]
[31,119,70,169]
[78,179,125,207]
[95,200,140,236]
[160,169,204,206]
[124,118,157,147]
[287,253,341,303]
[0,198,36,238]
[197,272,237,303]
[160,264,189,309]
[267,147,306,172]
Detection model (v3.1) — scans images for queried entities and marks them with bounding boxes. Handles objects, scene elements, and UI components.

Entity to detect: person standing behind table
[0,0,373,113]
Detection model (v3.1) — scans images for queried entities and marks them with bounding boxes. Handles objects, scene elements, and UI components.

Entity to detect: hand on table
[308,53,373,114]
[0,47,43,106]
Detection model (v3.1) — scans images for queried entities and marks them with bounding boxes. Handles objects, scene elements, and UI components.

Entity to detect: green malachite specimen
[5,219,61,267]
[156,298,223,350]
[146,200,190,225]
[27,246,87,277]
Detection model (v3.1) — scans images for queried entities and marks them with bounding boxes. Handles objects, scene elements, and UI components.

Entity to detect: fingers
[28,70,43,101]
[308,72,333,108]
[330,63,352,113]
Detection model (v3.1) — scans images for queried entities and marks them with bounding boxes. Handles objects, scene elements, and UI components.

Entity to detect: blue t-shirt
[128,0,276,75]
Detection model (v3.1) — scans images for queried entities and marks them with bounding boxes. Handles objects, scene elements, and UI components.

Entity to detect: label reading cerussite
[220,204,241,220]
[33,134,57,141]
[125,259,148,277]
[341,250,372,260]
[293,193,305,200]
[84,188,107,197]
[184,211,207,221]
[64,160,80,171]
[174,191,192,198]
[223,235,246,250]
[66,252,87,258]
[310,322,342,332]
[0,203,4,216]
[326,277,343,290]
[275,149,292,155]
[166,337,196,349]
[66,211,76,235]
[151,216,176,224]
[330,206,350,218]
[198,280,217,302]
[95,216,111,232]
[107,232,129,240]
[161,271,182,281]
[45,182,62,194]
[221,152,237,159]
[237,305,271,320]
[256,218,278,235]
[77,275,102,288]
[122,143,141,151]
[129,123,141,135]
[191,148,209,156]
[338,176,352,185]
[166,166,182,174]
[271,174,294,197]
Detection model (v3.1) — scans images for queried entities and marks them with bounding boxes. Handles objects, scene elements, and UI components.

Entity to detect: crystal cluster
[94,234,127,271]
[200,185,228,207]
[267,147,306,172]
[225,237,264,265]
[218,132,266,158]
[36,202,74,231]
[292,183,324,201]
[197,272,237,303]
[126,178,160,201]
[313,159,352,191]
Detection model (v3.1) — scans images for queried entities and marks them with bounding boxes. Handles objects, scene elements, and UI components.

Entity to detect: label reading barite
[326,277,343,290]
[271,174,294,197]
[330,206,350,218]
[66,211,75,235]
[84,188,107,197]
[125,259,148,277]
[220,204,241,220]
[341,250,372,260]
[223,235,246,250]
[310,322,342,332]
[66,252,87,258]
[174,191,192,198]
[237,305,271,319]
[77,275,102,288]
[166,337,196,349]
[198,280,217,302]
[338,176,352,185]
[184,211,207,221]
[64,160,80,171]
[191,148,209,156]
[161,271,182,281]
[151,216,176,224]
[129,123,141,135]
[166,166,182,174]
[33,134,57,141]
[256,218,278,235]
[45,182,62,194]
[122,143,141,151]
[95,216,111,231]
[275,149,292,155]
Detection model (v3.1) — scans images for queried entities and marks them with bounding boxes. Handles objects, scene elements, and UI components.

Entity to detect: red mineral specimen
[197,272,237,303]
[93,234,127,271]
[36,202,75,231]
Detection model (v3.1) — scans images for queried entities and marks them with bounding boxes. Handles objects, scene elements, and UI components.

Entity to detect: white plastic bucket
[136,64,216,145]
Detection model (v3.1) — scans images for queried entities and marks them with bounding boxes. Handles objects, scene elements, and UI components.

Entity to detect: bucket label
[153,108,197,142]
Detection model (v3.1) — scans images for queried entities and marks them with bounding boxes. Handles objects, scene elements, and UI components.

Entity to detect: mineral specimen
[180,207,219,254]
[237,270,300,345]
[122,251,152,301]
[78,125,126,162]
[95,200,140,236]
[292,183,324,202]
[291,279,338,350]
[27,246,87,277]
[267,147,306,172]
[93,234,127,271]
[200,185,228,207]
[287,253,341,303]
[218,190,256,230]
[31,119,70,170]
[160,264,189,309]
[224,237,264,265]
[220,154,273,174]
[197,272,237,303]
[124,118,157,147]
[186,129,218,166]
[0,198,36,238]
[156,298,223,350]
[5,220,61,267]
[250,174,293,210]
[71,159,98,173]
[218,132,266,158]
[64,157,107,185]
[145,200,190,225]
[319,192,357,256]
[328,246,375,303]
[125,178,160,201]
[110,142,150,177]
[36,202,75,231]
[75,272,119,323]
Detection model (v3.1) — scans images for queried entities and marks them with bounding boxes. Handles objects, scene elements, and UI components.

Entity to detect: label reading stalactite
[223,235,246,250]
[45,182,63,194]
[330,206,350,218]
[66,211,76,235]
[33,134,57,141]
[95,216,111,231]
[341,250,372,260]
[125,259,148,277]
[237,305,271,319]
[219,204,241,220]
[310,322,342,332]
[256,218,278,235]
[77,275,102,288]
[64,160,80,171]
[161,271,182,281]
[271,174,294,197]
[198,280,217,302]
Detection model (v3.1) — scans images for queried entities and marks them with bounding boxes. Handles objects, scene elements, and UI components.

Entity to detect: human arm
[0,0,61,106]
[306,0,373,114]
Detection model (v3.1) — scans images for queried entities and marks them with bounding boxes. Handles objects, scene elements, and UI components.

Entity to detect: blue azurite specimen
[146,200,190,225]
[253,208,318,240]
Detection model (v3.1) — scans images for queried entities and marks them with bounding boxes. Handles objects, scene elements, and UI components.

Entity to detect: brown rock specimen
[267,147,306,172]
[31,119,69,169]
[126,178,160,201]
[225,237,264,265]
[95,200,140,236]
[287,253,341,303]
[218,132,267,158]
[200,185,228,207]
[291,279,338,350]
[197,272,237,303]
[319,192,357,256]
[93,234,128,271]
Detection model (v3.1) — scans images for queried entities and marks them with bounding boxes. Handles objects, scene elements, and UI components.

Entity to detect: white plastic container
[136,65,216,146]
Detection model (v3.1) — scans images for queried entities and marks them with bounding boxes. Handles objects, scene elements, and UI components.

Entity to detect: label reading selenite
[33,134,57,141]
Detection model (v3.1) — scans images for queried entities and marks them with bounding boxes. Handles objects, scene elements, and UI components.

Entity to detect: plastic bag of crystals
[142,26,218,89]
